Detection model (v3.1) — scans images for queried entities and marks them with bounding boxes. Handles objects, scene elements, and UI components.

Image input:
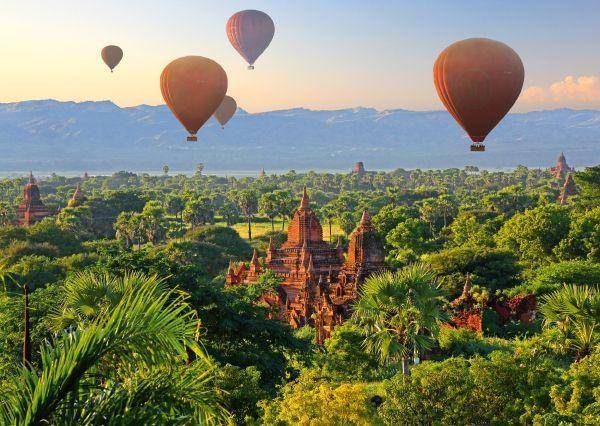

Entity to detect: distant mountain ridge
[0,99,598,173]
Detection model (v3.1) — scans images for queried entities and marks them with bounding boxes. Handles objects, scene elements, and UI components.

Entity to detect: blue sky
[2,0,600,111]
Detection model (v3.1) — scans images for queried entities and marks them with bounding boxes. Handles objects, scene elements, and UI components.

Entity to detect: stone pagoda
[226,187,385,343]
[549,152,574,179]
[16,172,52,226]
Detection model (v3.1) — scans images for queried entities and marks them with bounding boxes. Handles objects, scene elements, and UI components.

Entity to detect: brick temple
[226,187,385,343]
[549,152,574,179]
[16,172,52,226]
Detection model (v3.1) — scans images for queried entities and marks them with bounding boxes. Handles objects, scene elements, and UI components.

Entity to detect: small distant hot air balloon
[214,96,237,129]
[160,56,228,142]
[434,38,524,151]
[101,45,123,72]
[227,10,275,70]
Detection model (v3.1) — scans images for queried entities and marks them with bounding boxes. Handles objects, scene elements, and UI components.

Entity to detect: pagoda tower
[67,183,87,208]
[16,172,52,226]
[559,173,578,205]
[549,152,574,179]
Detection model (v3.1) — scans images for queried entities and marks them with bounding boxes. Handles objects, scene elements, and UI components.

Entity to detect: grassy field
[216,218,344,241]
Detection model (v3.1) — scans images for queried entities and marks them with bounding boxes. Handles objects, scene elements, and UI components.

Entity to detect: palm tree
[352,264,447,376]
[539,284,600,360]
[0,260,15,293]
[0,272,228,424]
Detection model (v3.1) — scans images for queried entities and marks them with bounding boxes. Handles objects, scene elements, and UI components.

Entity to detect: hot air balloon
[214,96,237,129]
[101,45,123,72]
[227,10,275,69]
[160,56,228,142]
[433,38,524,151]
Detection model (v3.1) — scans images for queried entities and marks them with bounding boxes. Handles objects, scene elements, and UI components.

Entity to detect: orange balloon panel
[160,56,228,140]
[214,95,237,128]
[101,45,123,72]
[434,38,524,145]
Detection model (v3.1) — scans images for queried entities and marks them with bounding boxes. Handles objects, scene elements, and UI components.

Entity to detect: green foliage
[496,204,571,266]
[261,369,380,425]
[0,273,227,424]
[380,350,563,424]
[352,264,447,370]
[555,207,600,262]
[186,225,253,260]
[424,246,521,296]
[539,284,600,359]
[512,261,600,296]
[437,326,510,357]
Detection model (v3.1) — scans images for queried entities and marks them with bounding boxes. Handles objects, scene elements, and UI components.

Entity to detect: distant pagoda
[259,168,266,178]
[559,173,578,205]
[67,183,87,208]
[549,152,574,179]
[353,161,366,176]
[16,172,52,226]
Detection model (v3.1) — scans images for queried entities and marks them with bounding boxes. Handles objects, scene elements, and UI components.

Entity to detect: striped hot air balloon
[227,10,275,70]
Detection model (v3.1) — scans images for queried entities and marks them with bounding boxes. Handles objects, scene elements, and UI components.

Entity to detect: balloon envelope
[214,96,237,128]
[160,56,228,141]
[433,38,524,150]
[101,45,123,72]
[227,10,275,69]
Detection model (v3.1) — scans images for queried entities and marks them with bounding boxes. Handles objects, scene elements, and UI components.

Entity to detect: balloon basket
[247,65,254,70]
[187,135,198,142]
[470,143,485,152]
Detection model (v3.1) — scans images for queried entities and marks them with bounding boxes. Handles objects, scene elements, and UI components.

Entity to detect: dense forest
[0,163,598,424]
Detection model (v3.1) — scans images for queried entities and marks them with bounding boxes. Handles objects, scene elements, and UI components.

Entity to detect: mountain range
[0,100,598,174]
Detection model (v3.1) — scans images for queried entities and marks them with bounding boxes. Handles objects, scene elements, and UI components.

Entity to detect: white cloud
[520,75,600,108]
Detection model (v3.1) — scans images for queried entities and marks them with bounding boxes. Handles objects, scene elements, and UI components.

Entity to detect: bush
[509,261,600,296]
[437,326,510,357]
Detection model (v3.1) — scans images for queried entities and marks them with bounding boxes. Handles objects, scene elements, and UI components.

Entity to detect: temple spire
[250,249,259,267]
[268,237,275,251]
[28,171,34,184]
[300,186,309,209]
[360,209,371,226]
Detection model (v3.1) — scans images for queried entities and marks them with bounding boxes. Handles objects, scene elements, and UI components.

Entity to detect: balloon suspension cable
[470,143,485,152]
[247,65,254,70]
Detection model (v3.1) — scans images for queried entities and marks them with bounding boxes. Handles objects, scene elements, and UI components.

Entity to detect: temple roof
[282,187,325,248]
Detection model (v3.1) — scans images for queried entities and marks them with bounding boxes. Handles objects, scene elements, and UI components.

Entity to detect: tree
[217,198,241,227]
[319,202,338,243]
[259,192,279,232]
[555,207,600,262]
[195,163,205,176]
[166,194,186,221]
[496,204,571,266]
[236,190,259,240]
[140,201,168,244]
[386,218,432,264]
[0,273,227,424]
[352,264,447,375]
[0,202,14,227]
[574,165,600,207]
[183,198,215,229]
[539,284,600,360]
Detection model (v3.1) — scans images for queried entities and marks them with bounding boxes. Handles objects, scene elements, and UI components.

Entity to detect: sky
[2,0,600,113]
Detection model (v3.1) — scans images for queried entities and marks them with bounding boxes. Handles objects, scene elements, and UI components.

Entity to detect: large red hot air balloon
[214,96,237,129]
[160,56,228,142]
[434,38,524,151]
[101,45,123,72]
[227,10,275,69]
